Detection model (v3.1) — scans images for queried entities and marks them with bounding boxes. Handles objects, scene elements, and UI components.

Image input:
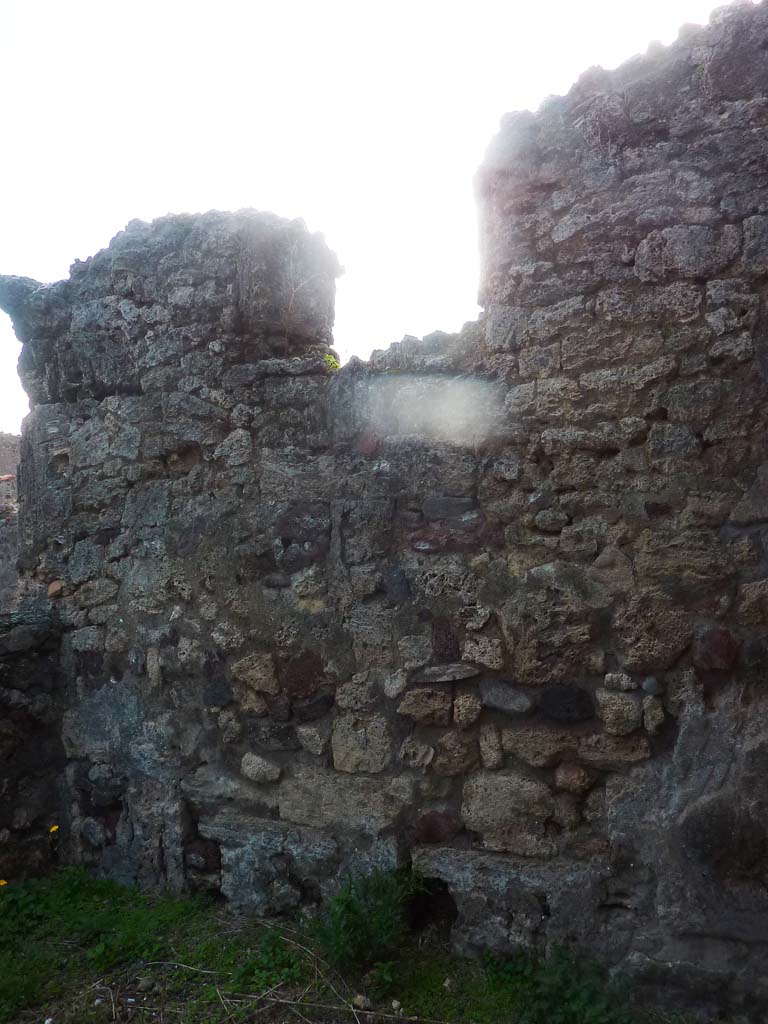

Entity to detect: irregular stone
[706,279,758,335]
[730,463,768,525]
[519,342,561,378]
[558,519,604,559]
[647,424,701,460]
[212,622,246,651]
[382,669,408,699]
[399,736,434,769]
[501,726,577,768]
[595,689,643,736]
[709,333,754,364]
[664,668,705,718]
[240,753,281,783]
[433,730,479,776]
[615,592,693,672]
[742,214,768,274]
[75,578,119,608]
[68,539,104,584]
[397,687,452,725]
[462,771,554,852]
[577,733,651,769]
[413,663,481,683]
[347,602,397,668]
[80,817,107,848]
[578,357,677,402]
[462,605,493,631]
[505,382,537,416]
[479,723,503,769]
[335,671,379,710]
[634,528,731,590]
[231,653,280,696]
[69,626,104,652]
[214,429,253,466]
[479,678,533,716]
[331,714,393,774]
[595,282,701,323]
[278,767,413,834]
[462,635,505,670]
[491,453,522,482]
[735,580,768,628]
[643,696,665,735]
[742,636,768,669]
[453,691,482,728]
[296,720,332,756]
[603,672,638,692]
[590,546,634,594]
[397,634,432,670]
[635,225,740,282]
[197,811,338,914]
[534,509,569,532]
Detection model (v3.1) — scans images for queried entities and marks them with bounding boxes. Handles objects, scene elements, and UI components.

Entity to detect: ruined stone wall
[0,432,20,478]
[0,210,341,892]
[462,2,768,1011]
[1,2,767,1015]
[0,434,20,602]
[0,430,64,880]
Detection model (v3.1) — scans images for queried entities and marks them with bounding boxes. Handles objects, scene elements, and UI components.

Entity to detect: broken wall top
[478,0,768,320]
[0,211,340,406]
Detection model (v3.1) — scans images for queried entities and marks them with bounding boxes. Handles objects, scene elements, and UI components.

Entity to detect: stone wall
[0,430,64,880]
[464,2,768,1011]
[0,433,20,602]
[0,432,20,478]
[0,2,767,1015]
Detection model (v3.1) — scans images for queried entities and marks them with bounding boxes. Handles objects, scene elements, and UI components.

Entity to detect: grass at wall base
[0,867,706,1024]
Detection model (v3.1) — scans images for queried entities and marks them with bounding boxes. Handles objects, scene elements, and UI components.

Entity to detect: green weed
[229,930,304,991]
[0,868,203,1022]
[368,958,399,998]
[485,947,633,1024]
[307,867,425,972]
[390,945,634,1024]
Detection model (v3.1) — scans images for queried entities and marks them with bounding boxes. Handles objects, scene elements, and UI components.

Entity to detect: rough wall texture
[0,433,20,600]
[0,431,64,880]
[1,2,768,1016]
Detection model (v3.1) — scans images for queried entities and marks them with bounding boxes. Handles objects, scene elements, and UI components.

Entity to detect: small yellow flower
[0,879,7,886]
[49,824,59,833]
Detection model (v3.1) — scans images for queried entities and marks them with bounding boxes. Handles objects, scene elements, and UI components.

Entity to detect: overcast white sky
[0,0,739,434]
